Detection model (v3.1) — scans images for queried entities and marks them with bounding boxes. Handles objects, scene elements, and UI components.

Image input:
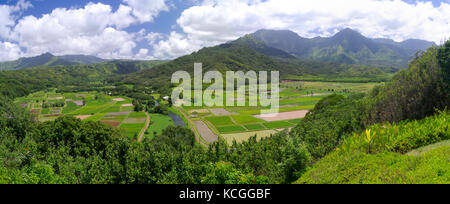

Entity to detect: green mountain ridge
[247,28,436,68]
[0,53,106,71]
[120,43,391,89]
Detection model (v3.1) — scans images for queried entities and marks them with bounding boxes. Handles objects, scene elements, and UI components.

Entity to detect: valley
[0,25,448,184]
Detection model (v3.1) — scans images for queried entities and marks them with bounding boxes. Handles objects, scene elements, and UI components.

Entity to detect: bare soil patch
[101,120,121,127]
[254,110,309,122]
[44,114,62,118]
[305,93,332,97]
[72,101,84,106]
[222,130,278,145]
[121,104,133,107]
[189,109,210,114]
[123,117,146,124]
[31,109,41,114]
[113,98,125,102]
[193,120,218,144]
[210,108,233,116]
[48,97,64,100]
[107,111,131,116]
[75,115,92,120]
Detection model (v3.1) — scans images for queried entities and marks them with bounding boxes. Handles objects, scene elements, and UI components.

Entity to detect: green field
[231,115,265,124]
[288,119,303,124]
[263,121,294,129]
[14,91,150,140]
[217,125,247,133]
[62,101,80,114]
[121,123,145,139]
[179,82,351,144]
[244,124,267,131]
[205,116,235,126]
[129,112,146,117]
[145,114,174,140]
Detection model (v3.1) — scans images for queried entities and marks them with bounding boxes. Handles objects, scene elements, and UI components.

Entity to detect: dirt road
[138,112,150,142]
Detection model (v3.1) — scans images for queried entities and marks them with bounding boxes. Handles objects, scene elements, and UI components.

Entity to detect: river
[169,112,186,127]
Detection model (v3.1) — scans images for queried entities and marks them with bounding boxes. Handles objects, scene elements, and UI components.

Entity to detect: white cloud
[146,32,165,44]
[11,2,139,59]
[2,0,449,61]
[135,48,156,60]
[151,31,218,59]
[0,41,23,61]
[123,0,170,23]
[149,0,450,59]
[0,0,32,39]
[111,4,137,29]
[0,5,15,39]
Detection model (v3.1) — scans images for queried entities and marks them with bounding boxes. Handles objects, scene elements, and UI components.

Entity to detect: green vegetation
[264,121,294,129]
[205,116,235,127]
[61,101,80,114]
[217,125,247,133]
[121,123,145,139]
[0,60,166,98]
[244,124,267,131]
[231,115,265,124]
[298,146,449,184]
[129,112,146,118]
[145,114,173,140]
[297,112,449,184]
[248,29,435,69]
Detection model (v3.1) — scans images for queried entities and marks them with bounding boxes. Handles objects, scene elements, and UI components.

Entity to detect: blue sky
[0,0,449,61]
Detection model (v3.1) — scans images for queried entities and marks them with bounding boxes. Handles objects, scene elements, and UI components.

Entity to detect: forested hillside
[291,41,449,161]
[0,60,166,98]
[294,41,449,183]
[249,28,436,68]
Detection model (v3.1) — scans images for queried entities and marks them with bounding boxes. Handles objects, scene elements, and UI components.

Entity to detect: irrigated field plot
[15,90,150,140]
[263,121,294,129]
[205,116,235,126]
[255,110,309,122]
[244,124,266,131]
[231,115,265,124]
[217,125,247,134]
[145,114,174,140]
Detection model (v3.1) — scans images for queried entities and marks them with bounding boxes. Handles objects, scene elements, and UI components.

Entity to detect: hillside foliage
[296,112,449,184]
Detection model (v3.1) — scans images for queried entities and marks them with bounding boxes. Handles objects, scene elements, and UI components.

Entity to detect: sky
[0,0,449,61]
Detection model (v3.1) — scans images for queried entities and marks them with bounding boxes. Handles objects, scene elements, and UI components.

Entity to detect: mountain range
[124,28,437,85]
[235,28,436,68]
[0,28,435,74]
[0,53,106,70]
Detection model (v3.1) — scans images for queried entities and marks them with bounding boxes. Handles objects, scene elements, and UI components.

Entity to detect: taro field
[15,90,149,140]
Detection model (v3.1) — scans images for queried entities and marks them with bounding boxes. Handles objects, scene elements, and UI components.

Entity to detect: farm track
[138,112,150,142]
[176,107,209,147]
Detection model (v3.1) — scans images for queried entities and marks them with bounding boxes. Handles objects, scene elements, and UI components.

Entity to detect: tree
[437,40,450,91]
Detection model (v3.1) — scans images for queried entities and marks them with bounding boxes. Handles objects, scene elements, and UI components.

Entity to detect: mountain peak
[39,52,55,58]
[253,29,304,39]
[333,28,364,38]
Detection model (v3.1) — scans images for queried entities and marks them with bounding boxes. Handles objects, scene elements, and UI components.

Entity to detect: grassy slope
[296,112,450,184]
